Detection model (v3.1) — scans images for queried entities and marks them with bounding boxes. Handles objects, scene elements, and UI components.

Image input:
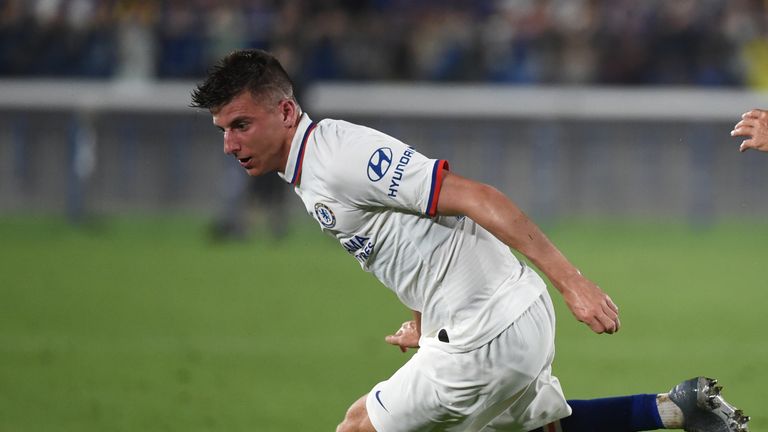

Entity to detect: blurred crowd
[2,0,768,87]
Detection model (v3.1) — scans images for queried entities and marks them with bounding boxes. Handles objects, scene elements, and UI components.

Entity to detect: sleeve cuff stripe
[426,159,449,217]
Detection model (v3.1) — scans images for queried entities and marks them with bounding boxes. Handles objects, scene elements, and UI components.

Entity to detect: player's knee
[335,419,356,432]
[336,417,364,432]
[335,413,362,432]
[336,399,373,432]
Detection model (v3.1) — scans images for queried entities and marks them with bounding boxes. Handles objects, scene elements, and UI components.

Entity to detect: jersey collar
[279,113,316,186]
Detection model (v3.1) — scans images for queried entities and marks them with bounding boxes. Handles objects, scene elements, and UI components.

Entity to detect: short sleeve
[324,122,449,217]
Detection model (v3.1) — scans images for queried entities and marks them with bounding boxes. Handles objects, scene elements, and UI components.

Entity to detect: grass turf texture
[0,216,765,431]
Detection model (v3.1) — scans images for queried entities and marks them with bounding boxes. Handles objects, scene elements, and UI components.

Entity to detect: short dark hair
[190,49,296,111]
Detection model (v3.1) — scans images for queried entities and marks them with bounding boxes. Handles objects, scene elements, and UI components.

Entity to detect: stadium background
[1,0,766,430]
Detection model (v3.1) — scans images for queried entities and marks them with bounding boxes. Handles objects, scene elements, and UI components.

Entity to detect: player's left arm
[436,170,621,335]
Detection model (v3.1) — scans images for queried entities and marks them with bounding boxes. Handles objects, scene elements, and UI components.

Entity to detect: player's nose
[223,133,239,155]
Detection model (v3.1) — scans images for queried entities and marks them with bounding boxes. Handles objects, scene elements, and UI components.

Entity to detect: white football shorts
[365,293,571,432]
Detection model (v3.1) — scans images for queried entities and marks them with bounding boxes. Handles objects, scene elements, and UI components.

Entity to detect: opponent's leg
[336,394,376,432]
[532,377,749,432]
[664,377,750,432]
[532,394,664,432]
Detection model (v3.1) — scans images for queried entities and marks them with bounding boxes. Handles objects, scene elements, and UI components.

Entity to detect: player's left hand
[385,320,421,353]
[560,273,621,334]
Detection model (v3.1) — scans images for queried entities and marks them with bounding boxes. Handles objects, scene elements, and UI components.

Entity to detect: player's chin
[244,166,266,177]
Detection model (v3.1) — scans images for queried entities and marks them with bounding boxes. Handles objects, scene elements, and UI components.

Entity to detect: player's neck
[277,111,304,174]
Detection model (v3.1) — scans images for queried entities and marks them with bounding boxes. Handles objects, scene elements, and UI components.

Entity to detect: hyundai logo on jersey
[314,203,336,228]
[387,147,415,198]
[367,147,393,182]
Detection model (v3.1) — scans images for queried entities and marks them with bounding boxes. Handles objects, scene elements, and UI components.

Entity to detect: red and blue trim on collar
[289,122,317,186]
[426,159,449,217]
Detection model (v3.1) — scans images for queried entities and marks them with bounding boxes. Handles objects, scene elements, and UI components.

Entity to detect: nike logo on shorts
[375,390,389,412]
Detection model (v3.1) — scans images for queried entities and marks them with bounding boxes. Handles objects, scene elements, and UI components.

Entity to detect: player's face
[212,91,293,177]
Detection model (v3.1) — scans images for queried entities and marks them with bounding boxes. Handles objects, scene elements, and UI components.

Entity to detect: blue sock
[533,394,665,432]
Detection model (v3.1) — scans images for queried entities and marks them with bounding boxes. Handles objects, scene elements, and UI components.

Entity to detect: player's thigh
[365,348,460,432]
[366,341,524,432]
[367,295,560,432]
[480,366,571,432]
[480,295,571,431]
[365,349,548,432]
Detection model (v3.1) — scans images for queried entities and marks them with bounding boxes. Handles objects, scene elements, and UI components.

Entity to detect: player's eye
[233,122,249,131]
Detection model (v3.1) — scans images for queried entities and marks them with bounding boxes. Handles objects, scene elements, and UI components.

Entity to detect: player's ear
[280,99,297,126]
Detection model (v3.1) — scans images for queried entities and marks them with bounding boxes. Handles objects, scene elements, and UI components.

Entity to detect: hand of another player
[731,109,768,152]
[384,320,421,353]
[560,274,621,334]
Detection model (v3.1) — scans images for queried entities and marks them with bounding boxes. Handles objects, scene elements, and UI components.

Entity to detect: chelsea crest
[314,203,336,228]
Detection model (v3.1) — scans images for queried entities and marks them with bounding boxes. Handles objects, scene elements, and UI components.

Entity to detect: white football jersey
[278,114,546,353]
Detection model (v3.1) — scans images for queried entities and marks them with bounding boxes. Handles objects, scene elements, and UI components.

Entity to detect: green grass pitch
[0,216,765,431]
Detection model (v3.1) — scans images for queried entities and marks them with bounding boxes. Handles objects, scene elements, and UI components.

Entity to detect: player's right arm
[731,109,768,152]
[436,170,620,335]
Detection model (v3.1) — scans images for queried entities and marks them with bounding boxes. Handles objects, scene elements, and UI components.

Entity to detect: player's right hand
[385,320,421,353]
[560,273,621,334]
